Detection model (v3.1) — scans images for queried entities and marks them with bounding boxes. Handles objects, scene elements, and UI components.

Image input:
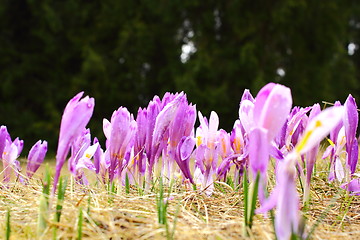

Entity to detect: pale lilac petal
[348,138,359,174]
[275,160,300,240]
[295,106,345,155]
[153,93,185,145]
[26,140,48,178]
[253,83,292,141]
[230,120,244,154]
[208,111,219,148]
[341,178,360,194]
[249,127,269,174]
[269,142,284,160]
[330,101,343,142]
[241,89,255,102]
[322,145,333,159]
[344,94,358,144]
[0,126,10,159]
[180,137,195,161]
[335,156,345,182]
[239,99,254,134]
[53,92,94,193]
[256,186,279,214]
[102,118,112,140]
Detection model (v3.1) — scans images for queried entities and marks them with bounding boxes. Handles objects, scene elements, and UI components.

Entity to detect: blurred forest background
[1,0,360,155]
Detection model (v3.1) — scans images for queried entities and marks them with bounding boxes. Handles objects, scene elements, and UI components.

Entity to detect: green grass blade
[248,172,260,229]
[77,207,83,240]
[55,176,68,222]
[5,208,10,240]
[37,194,48,238]
[125,173,130,194]
[243,169,249,227]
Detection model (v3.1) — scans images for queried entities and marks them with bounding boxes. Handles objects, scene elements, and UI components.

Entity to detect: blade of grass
[248,172,260,229]
[5,208,10,240]
[243,169,249,227]
[77,207,83,240]
[53,176,68,240]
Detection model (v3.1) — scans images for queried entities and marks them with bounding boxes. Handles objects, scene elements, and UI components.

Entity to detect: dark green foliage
[0,1,359,154]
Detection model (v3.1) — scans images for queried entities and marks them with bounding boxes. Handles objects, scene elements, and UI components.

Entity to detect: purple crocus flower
[275,155,301,240]
[194,111,220,195]
[322,101,344,182]
[73,142,99,185]
[252,83,292,142]
[68,129,91,175]
[106,107,137,182]
[322,127,346,182]
[241,89,255,102]
[258,106,345,239]
[173,136,196,183]
[344,94,359,174]
[248,127,269,175]
[304,104,321,201]
[2,138,23,183]
[248,83,292,203]
[144,97,161,179]
[283,107,311,152]
[148,93,186,180]
[0,126,11,159]
[239,99,255,134]
[216,129,234,181]
[133,107,148,177]
[53,92,95,193]
[93,137,101,174]
[167,95,197,182]
[26,140,48,179]
[340,177,360,195]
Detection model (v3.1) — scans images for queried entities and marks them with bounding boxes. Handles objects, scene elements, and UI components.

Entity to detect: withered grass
[0,157,360,240]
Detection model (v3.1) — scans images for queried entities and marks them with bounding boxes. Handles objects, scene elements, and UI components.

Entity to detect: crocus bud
[27,140,48,178]
[53,92,95,193]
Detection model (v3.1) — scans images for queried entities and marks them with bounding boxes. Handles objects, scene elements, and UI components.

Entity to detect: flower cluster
[0,83,359,239]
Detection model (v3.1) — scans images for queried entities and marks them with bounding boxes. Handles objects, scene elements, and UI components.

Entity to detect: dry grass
[0,158,360,240]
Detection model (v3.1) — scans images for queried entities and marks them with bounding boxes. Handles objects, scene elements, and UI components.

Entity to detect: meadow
[1,82,360,239]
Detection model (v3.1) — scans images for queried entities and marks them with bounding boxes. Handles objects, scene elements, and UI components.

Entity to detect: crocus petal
[253,83,292,141]
[344,94,358,144]
[239,99,254,134]
[0,126,10,159]
[248,127,269,174]
[275,165,299,240]
[102,118,112,140]
[174,136,195,183]
[26,140,48,178]
[322,145,333,159]
[344,94,359,173]
[295,106,345,155]
[341,178,360,194]
[348,138,359,174]
[241,89,255,102]
[2,140,19,183]
[108,107,137,181]
[76,143,99,172]
[334,156,345,182]
[53,92,94,193]
[329,101,343,142]
[180,136,195,161]
[153,93,185,144]
[13,138,24,157]
[269,142,284,160]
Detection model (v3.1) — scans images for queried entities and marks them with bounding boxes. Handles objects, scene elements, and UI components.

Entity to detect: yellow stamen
[296,129,314,153]
[327,138,335,147]
[196,136,202,146]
